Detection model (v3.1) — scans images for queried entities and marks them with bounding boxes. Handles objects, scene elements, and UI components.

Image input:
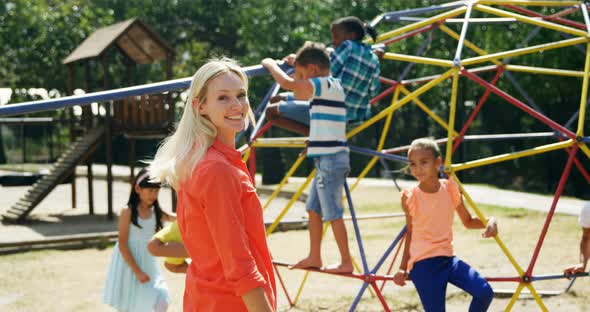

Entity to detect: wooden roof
[63,18,174,65]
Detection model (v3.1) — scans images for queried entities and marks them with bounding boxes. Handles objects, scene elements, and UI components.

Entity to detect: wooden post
[103,53,114,220]
[67,63,77,209]
[21,123,25,163]
[171,189,177,213]
[87,161,94,215]
[129,139,136,184]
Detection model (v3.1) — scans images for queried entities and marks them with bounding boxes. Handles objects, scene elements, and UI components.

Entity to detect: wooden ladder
[2,126,105,223]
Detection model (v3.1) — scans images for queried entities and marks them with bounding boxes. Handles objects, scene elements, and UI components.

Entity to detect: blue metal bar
[584,136,590,143]
[581,3,590,35]
[453,2,474,66]
[399,28,434,82]
[531,272,588,282]
[243,84,280,143]
[0,63,290,117]
[380,1,466,22]
[565,276,578,292]
[349,282,370,312]
[349,145,408,164]
[396,16,535,24]
[370,226,407,274]
[344,181,370,275]
[564,110,580,129]
[504,70,544,114]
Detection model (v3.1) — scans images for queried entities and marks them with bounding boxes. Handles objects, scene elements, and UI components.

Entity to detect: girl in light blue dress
[103,168,175,311]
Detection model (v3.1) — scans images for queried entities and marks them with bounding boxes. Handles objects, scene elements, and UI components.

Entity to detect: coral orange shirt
[402,178,462,271]
[177,139,276,312]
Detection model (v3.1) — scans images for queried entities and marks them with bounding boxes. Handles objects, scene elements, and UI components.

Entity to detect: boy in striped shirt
[262,42,353,274]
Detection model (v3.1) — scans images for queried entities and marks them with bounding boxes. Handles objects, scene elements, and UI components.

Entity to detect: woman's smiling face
[198,72,250,141]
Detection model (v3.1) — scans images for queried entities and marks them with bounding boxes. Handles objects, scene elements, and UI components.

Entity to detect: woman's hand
[482,216,498,238]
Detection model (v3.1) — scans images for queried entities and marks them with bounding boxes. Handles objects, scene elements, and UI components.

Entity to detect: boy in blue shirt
[262,42,353,273]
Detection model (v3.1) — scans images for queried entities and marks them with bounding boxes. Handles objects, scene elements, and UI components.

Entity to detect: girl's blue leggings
[409,256,494,312]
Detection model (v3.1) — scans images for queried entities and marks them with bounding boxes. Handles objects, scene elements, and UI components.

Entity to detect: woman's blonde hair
[149,57,254,188]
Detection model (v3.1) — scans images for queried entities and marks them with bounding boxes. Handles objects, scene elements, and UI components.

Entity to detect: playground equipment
[2,19,176,222]
[241,1,590,311]
[1,1,589,310]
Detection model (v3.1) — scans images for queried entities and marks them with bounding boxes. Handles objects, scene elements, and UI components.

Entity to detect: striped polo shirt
[307,76,348,158]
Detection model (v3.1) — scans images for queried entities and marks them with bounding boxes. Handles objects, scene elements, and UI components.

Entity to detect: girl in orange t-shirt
[393,137,498,312]
[149,58,276,312]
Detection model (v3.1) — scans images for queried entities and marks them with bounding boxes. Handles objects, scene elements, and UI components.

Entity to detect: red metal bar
[379,235,405,292]
[502,4,586,30]
[400,65,497,87]
[462,69,577,139]
[526,145,579,276]
[549,6,582,19]
[380,76,398,86]
[370,282,392,312]
[273,264,294,307]
[573,155,590,184]
[248,147,257,187]
[370,85,397,105]
[251,122,272,141]
[484,276,523,282]
[381,23,440,47]
[453,66,506,154]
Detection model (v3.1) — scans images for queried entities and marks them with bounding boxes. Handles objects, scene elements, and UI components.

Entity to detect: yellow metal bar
[348,88,400,193]
[242,147,251,162]
[351,256,376,297]
[505,283,525,312]
[347,68,457,139]
[263,154,306,210]
[445,71,460,170]
[398,78,461,137]
[383,53,454,67]
[577,43,590,136]
[452,140,574,171]
[293,270,311,305]
[505,64,585,77]
[438,24,503,66]
[254,137,307,144]
[252,137,307,148]
[478,0,581,6]
[579,143,590,160]
[475,4,588,37]
[375,6,468,43]
[525,283,549,312]
[400,86,460,136]
[265,170,315,236]
[453,174,526,276]
[462,37,588,66]
[251,142,306,148]
[349,157,380,194]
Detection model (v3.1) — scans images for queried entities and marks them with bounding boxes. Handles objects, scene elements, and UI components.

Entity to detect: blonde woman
[150,58,276,312]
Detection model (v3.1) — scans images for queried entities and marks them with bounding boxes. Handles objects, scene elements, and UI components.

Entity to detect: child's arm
[160,210,176,222]
[456,202,498,237]
[117,207,150,283]
[564,227,590,276]
[147,238,189,258]
[242,287,274,312]
[393,193,412,286]
[261,58,313,100]
[164,261,188,274]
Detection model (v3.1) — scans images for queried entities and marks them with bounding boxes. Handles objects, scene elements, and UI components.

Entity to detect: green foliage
[0,0,588,197]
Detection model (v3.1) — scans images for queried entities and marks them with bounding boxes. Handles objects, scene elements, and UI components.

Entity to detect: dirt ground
[0,184,589,311]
